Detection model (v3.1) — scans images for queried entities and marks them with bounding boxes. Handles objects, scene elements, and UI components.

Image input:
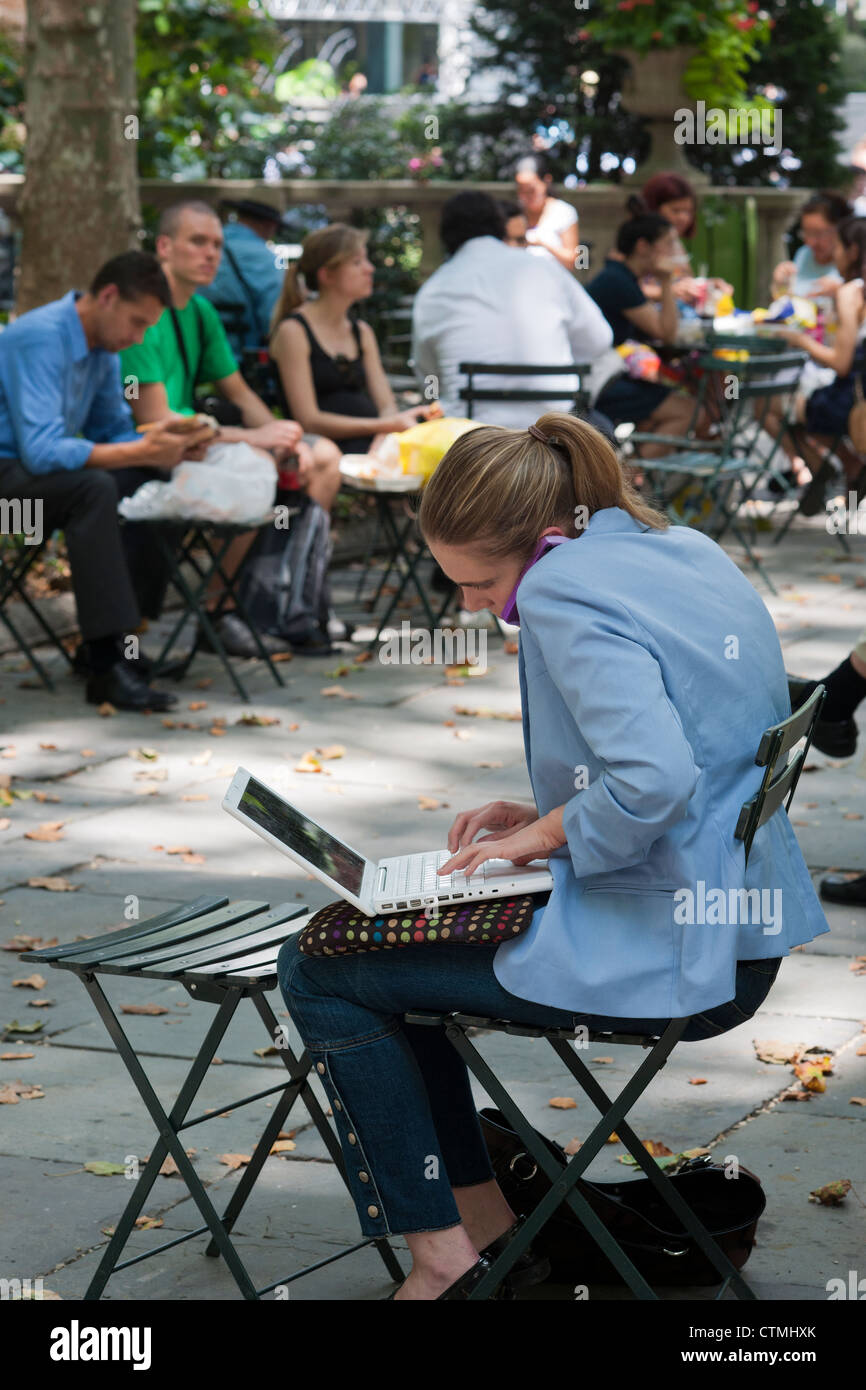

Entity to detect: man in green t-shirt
[118,200,341,635]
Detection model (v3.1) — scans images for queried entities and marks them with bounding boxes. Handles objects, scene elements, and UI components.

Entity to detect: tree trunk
[17,0,140,312]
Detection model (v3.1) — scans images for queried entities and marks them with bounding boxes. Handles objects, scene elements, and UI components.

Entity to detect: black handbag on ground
[479,1107,766,1287]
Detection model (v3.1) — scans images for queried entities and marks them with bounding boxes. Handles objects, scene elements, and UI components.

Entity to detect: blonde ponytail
[418,410,668,562]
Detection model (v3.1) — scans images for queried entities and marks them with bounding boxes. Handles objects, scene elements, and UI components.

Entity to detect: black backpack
[237,487,332,645]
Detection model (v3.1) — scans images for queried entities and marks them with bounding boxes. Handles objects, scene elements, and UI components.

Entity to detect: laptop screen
[238,775,367,897]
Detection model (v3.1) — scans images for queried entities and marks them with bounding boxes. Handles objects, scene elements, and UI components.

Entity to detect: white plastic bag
[117,441,277,524]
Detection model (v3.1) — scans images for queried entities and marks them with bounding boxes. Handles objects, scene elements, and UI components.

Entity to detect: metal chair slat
[131,904,308,978]
[49,901,269,971]
[21,895,228,964]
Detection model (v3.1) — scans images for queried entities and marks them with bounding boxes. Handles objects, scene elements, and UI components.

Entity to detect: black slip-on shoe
[480,1218,551,1293]
[85,660,178,712]
[786,674,857,758]
[820,872,866,906]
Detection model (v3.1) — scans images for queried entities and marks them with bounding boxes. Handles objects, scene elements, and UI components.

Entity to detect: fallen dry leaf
[809,1179,851,1205]
[591,1057,613,1065]
[548,1096,577,1110]
[269,1139,296,1154]
[26,877,77,892]
[0,1079,45,1103]
[181,793,209,802]
[295,751,322,773]
[120,1004,169,1016]
[563,1138,582,1155]
[39,742,58,751]
[753,1039,806,1065]
[98,702,116,717]
[209,726,227,737]
[849,1096,866,1106]
[418,795,442,811]
[474,760,504,768]
[235,713,280,727]
[1,1051,34,1059]
[189,749,212,766]
[353,651,372,664]
[320,686,359,699]
[24,821,65,842]
[136,768,168,782]
[2,935,58,952]
[218,1153,252,1171]
[316,744,345,760]
[688,1077,708,1085]
[643,1140,674,1157]
[12,974,45,990]
[28,999,52,1008]
[288,722,299,731]
[128,747,159,762]
[453,705,521,721]
[32,791,60,803]
[0,818,9,831]
[188,701,208,711]
[80,749,95,758]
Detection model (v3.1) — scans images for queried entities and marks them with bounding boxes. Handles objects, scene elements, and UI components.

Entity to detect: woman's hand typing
[446,799,539,855]
[440,803,566,876]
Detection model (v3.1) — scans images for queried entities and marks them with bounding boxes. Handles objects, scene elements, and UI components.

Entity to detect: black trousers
[111,467,184,621]
[0,457,139,643]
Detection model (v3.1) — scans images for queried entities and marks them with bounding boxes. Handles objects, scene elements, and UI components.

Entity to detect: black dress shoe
[786,674,857,758]
[85,660,179,712]
[820,872,866,906]
[73,643,187,681]
[479,1218,551,1293]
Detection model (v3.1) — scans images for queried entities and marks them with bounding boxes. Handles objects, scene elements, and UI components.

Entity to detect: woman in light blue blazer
[277,411,828,1300]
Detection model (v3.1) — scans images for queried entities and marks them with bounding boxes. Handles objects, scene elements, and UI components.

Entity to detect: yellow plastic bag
[397,417,485,483]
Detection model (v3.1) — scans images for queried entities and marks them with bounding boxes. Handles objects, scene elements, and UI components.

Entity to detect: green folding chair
[631,348,809,594]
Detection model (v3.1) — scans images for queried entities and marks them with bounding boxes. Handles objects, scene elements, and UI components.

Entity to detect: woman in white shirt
[513,153,579,273]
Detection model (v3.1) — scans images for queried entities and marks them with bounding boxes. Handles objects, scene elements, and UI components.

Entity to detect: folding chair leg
[81,975,261,1299]
[547,1036,757,1301]
[0,605,56,690]
[444,1025,658,1299]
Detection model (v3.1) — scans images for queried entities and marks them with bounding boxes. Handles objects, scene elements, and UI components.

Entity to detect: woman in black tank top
[285,312,380,454]
[269,224,435,453]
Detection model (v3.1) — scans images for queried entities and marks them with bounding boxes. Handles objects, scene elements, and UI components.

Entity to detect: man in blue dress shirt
[0,250,213,710]
[199,199,285,354]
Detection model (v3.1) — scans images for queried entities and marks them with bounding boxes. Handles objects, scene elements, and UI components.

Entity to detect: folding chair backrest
[734,684,826,864]
[458,361,593,419]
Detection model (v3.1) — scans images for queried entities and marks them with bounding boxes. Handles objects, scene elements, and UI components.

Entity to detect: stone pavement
[0,512,864,1303]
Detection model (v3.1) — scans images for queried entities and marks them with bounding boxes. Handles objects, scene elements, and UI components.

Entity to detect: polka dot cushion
[298,896,537,956]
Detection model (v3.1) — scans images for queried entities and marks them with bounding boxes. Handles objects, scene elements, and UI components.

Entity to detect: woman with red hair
[631,173,733,307]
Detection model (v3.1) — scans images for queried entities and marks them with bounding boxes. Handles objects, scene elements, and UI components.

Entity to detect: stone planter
[621,45,709,184]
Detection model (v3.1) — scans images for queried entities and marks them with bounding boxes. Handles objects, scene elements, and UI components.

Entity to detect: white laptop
[222,767,553,915]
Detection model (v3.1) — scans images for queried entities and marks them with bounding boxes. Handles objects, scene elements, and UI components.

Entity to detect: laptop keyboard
[390,849,489,904]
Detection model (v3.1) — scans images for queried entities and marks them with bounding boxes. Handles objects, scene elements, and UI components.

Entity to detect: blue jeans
[277,932,782,1239]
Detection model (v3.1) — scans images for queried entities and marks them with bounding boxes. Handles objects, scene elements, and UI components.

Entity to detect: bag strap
[169,300,205,403]
[222,241,264,341]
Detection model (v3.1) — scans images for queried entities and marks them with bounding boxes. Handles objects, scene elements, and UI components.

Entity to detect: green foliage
[274,59,339,104]
[0,27,24,174]
[136,0,284,178]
